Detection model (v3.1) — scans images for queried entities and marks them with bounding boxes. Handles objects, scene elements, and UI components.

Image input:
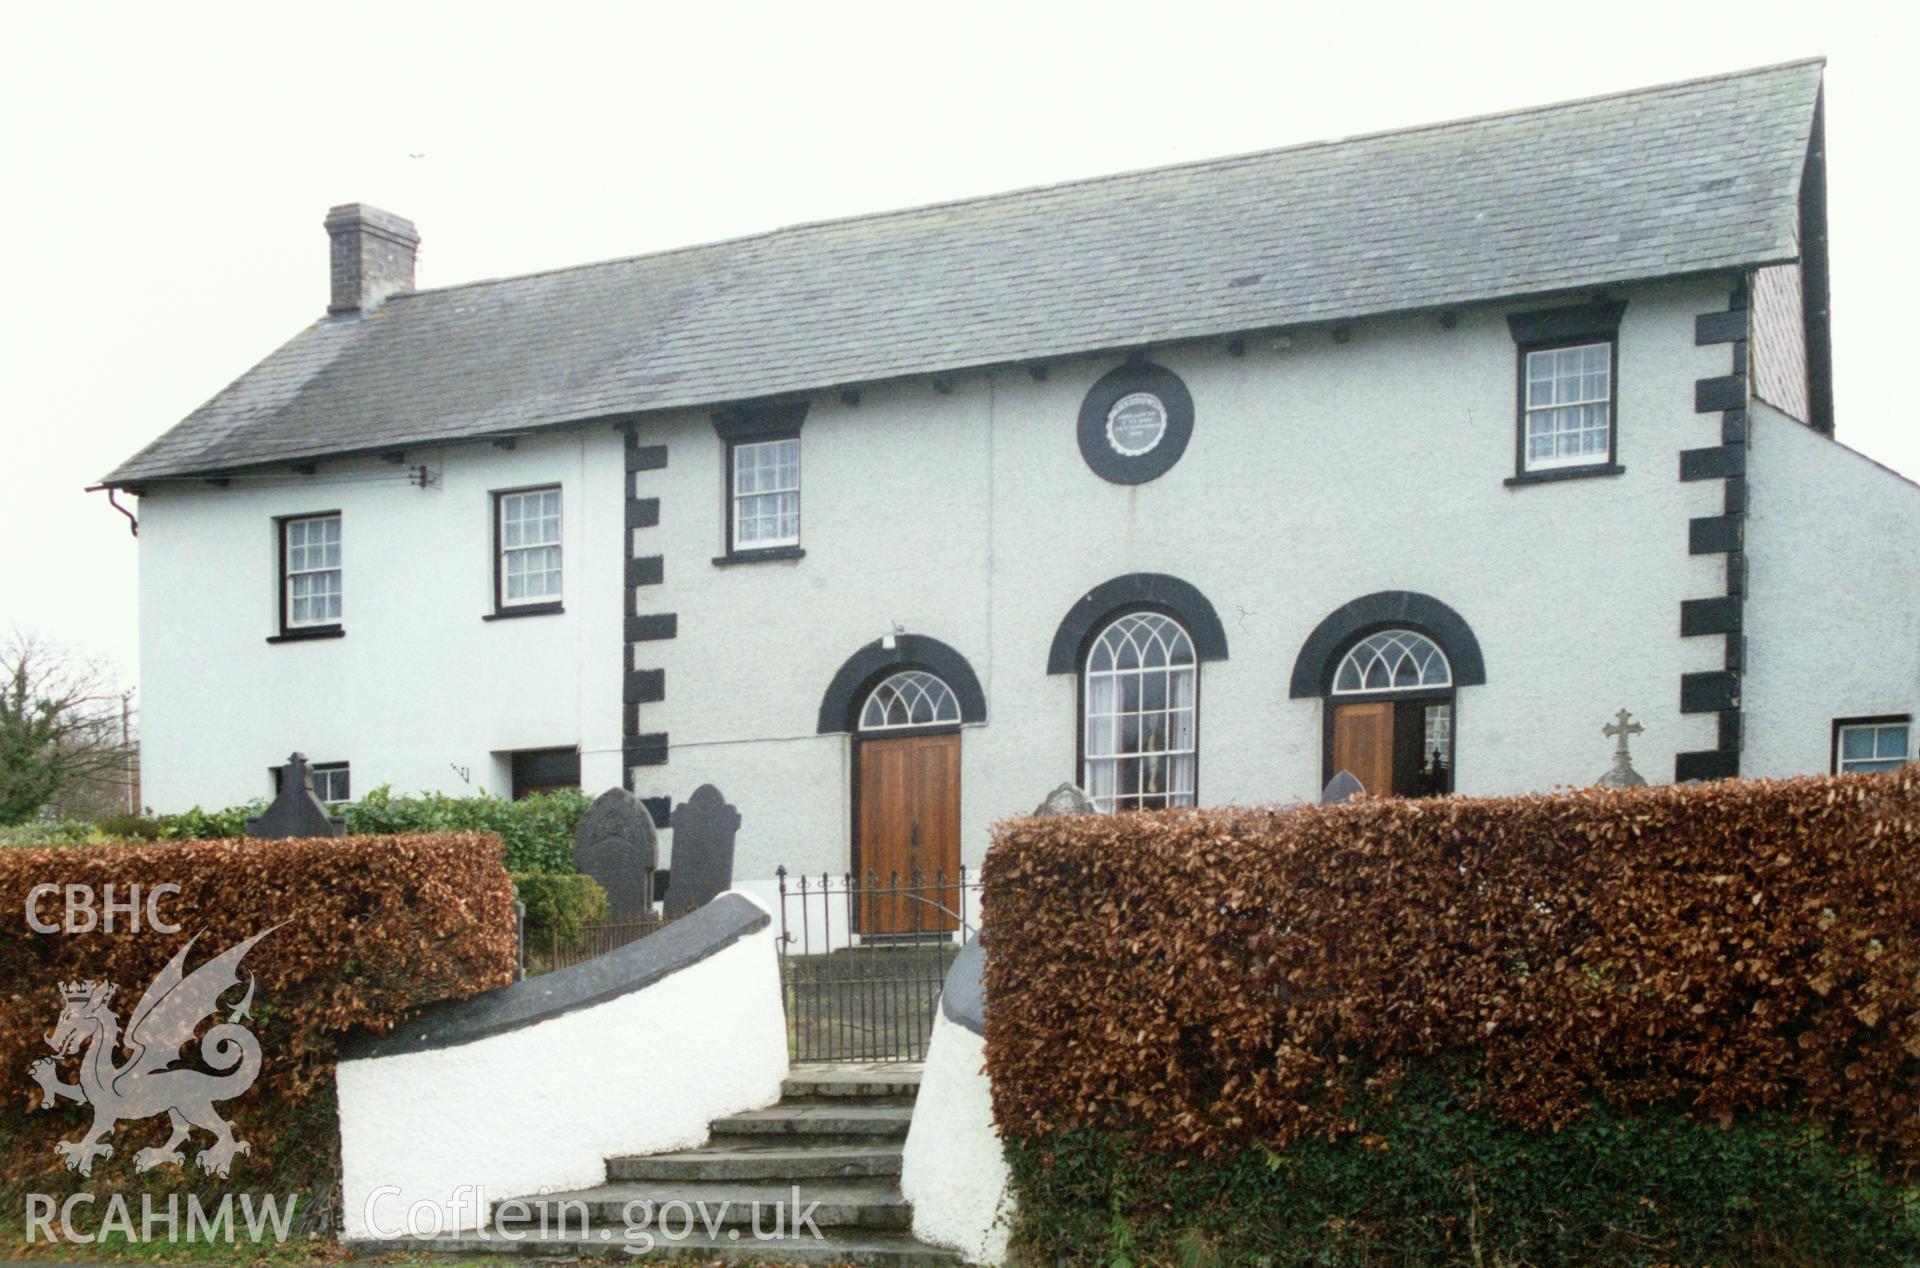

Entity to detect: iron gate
[775,866,979,1063]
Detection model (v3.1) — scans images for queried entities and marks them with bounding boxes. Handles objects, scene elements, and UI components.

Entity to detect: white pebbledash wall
[1741,402,1920,775]
[138,427,627,810]
[136,274,1920,883]
[336,897,786,1241]
[634,276,1734,883]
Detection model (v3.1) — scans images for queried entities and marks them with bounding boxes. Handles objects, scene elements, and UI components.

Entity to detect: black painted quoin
[621,424,672,825]
[1677,280,1752,782]
[1075,361,1194,485]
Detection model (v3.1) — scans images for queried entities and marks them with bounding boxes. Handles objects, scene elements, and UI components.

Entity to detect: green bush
[1006,1064,1920,1266]
[513,871,609,946]
[344,786,589,872]
[0,818,100,848]
[1,787,592,871]
[153,801,260,840]
[92,812,162,840]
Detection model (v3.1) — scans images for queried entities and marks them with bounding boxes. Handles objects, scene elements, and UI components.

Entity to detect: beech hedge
[982,769,1920,1260]
[0,833,517,1227]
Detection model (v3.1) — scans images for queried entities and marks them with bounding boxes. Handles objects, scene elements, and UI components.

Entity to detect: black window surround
[508,747,583,799]
[1504,299,1627,487]
[817,634,988,734]
[1045,572,1229,675]
[1830,713,1913,774]
[485,483,566,620]
[712,401,809,566]
[269,509,344,643]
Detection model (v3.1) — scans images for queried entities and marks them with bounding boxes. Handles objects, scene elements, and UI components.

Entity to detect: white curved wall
[901,1011,1013,1265]
[336,905,786,1240]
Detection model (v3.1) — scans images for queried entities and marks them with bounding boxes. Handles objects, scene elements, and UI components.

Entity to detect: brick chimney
[323,204,419,314]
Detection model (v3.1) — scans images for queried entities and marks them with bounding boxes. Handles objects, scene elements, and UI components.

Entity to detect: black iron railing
[775,866,979,1063]
[521,914,668,978]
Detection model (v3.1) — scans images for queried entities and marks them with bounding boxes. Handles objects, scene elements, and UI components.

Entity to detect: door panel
[857,732,962,934]
[1331,702,1394,798]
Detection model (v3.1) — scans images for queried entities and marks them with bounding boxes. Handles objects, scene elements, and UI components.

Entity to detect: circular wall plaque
[1105,392,1168,455]
[1077,362,1194,484]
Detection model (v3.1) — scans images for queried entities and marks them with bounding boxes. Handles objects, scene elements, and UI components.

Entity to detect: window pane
[1841,727,1875,760]
[1877,725,1909,759]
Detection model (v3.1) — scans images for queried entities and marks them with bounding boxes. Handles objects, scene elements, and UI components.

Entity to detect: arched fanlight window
[1332,630,1453,695]
[860,670,961,731]
[1083,612,1196,812]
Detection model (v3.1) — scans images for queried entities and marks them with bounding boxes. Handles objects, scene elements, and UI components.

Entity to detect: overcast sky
[3,2,1912,698]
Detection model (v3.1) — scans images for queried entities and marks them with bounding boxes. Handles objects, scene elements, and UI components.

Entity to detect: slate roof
[104,59,1824,485]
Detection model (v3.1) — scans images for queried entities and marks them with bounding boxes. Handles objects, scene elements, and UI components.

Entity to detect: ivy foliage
[1006,1065,1920,1266]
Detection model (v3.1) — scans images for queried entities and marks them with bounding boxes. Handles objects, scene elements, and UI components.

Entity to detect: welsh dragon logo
[29,926,278,1178]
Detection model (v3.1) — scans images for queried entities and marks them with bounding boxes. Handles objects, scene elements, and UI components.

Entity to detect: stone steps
[708,1102,914,1146]
[503,1178,912,1230]
[391,1227,957,1265]
[357,1064,958,1265]
[608,1142,904,1182]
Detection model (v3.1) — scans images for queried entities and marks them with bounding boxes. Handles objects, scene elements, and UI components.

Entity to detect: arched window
[1333,631,1453,694]
[860,670,960,731]
[1083,613,1196,812]
[1329,628,1453,797]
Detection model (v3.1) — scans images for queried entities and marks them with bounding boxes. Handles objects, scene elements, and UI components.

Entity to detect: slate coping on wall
[939,937,986,1037]
[343,893,769,1061]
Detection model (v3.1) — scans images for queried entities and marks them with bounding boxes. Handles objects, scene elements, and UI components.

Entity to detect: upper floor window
[732,438,800,549]
[1834,717,1912,774]
[1082,612,1196,813]
[281,513,342,632]
[1523,342,1612,471]
[497,487,563,611]
[1504,299,1626,486]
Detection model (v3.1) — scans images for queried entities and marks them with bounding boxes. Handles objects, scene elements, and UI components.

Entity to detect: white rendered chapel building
[104,60,1918,889]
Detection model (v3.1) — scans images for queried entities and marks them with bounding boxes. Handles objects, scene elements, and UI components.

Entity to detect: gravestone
[572,788,657,920]
[665,784,740,918]
[1319,770,1366,806]
[1033,783,1096,816]
[1596,708,1650,788]
[245,753,346,839]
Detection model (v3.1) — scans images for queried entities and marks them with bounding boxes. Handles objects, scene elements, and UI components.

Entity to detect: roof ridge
[396,56,1826,304]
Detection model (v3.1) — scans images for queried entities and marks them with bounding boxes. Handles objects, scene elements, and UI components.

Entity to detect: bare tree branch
[0,631,136,824]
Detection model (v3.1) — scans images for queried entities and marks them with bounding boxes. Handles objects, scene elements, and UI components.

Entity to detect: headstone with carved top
[1596,708,1650,788]
[665,785,740,918]
[245,753,346,839]
[1319,770,1367,806]
[1033,783,1096,816]
[572,789,657,920]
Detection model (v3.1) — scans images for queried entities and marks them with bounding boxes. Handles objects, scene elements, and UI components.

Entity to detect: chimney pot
[323,203,419,314]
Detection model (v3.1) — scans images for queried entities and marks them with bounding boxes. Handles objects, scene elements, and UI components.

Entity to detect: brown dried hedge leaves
[981,768,1920,1176]
[0,834,516,1201]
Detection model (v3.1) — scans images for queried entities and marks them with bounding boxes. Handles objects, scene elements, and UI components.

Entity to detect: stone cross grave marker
[665,784,740,918]
[572,788,657,920]
[1597,708,1649,788]
[245,753,346,839]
